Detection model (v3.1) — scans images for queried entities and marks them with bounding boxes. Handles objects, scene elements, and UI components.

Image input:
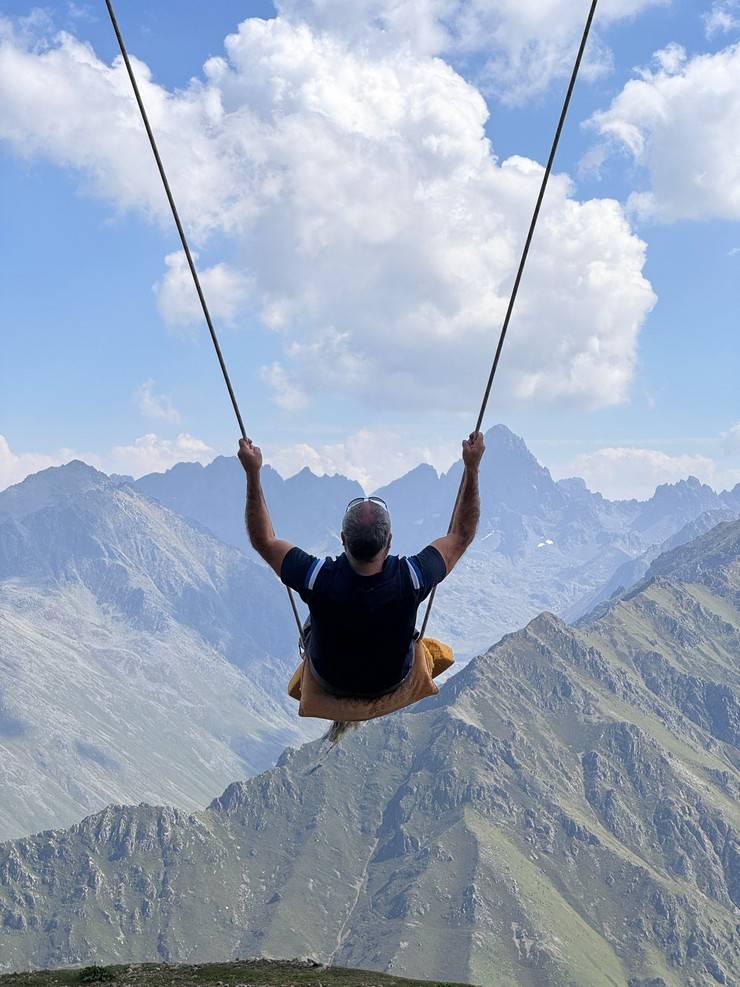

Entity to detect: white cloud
[567,445,740,500]
[588,40,740,221]
[0,435,87,492]
[0,433,218,492]
[276,0,667,103]
[154,252,252,329]
[106,433,216,477]
[268,427,458,490]
[260,362,308,411]
[705,1,740,38]
[134,379,182,424]
[0,12,655,414]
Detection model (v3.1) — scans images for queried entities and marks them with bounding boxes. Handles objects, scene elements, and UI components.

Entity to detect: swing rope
[419,0,600,638]
[104,0,599,649]
[103,0,306,642]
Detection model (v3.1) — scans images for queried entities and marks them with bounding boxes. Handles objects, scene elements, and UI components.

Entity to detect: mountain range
[136,425,740,657]
[0,516,737,985]
[0,461,321,841]
[1,424,738,844]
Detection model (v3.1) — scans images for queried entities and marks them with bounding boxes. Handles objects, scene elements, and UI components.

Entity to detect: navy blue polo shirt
[281,546,447,697]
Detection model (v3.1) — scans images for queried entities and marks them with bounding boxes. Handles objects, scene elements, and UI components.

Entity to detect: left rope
[103,0,306,643]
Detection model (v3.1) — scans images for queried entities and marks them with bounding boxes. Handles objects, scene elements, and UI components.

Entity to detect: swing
[104,0,600,722]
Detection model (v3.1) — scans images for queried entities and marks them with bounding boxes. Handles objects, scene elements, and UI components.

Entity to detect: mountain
[0,462,320,841]
[1,519,737,985]
[568,508,740,622]
[136,458,363,557]
[135,426,740,659]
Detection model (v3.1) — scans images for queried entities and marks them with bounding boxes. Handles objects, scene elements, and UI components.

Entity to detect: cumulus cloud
[260,362,308,411]
[106,433,216,477]
[705,1,740,37]
[267,426,459,490]
[0,435,87,492]
[588,41,740,221]
[154,252,252,329]
[133,379,182,424]
[0,12,655,413]
[0,433,217,491]
[567,445,740,500]
[276,0,667,103]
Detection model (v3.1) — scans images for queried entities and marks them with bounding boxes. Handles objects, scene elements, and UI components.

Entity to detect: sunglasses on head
[344,496,389,515]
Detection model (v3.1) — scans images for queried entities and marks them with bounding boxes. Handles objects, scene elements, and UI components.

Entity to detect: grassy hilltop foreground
[0,958,471,987]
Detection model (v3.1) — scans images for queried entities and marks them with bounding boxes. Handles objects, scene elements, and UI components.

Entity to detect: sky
[0,0,739,500]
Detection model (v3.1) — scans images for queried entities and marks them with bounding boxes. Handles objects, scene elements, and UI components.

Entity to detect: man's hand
[462,431,485,469]
[238,437,263,475]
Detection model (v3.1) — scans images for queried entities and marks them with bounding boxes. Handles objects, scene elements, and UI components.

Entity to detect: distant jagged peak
[485,422,529,449]
[557,475,603,503]
[0,459,112,520]
[648,473,718,505]
[285,465,361,490]
[374,461,440,499]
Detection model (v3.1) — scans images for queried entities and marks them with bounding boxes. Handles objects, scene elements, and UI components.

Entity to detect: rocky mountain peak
[0,459,111,520]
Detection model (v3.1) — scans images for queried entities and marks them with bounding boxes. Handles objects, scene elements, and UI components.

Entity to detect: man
[238,431,485,699]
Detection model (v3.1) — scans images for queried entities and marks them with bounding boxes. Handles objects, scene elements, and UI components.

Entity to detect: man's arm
[431,431,484,574]
[238,438,294,577]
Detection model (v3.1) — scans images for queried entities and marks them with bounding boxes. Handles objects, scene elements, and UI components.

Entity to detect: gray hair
[341,502,391,562]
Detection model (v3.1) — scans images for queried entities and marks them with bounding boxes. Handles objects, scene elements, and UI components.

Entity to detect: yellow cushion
[287,638,455,722]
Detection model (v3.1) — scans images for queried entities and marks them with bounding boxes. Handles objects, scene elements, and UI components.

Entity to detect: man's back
[281,545,447,697]
[238,430,484,700]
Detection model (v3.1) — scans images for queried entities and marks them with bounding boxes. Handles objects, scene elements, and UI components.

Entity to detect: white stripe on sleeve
[306,557,326,591]
[405,557,421,591]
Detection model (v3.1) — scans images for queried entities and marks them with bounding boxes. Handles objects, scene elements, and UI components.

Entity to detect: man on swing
[238,431,485,699]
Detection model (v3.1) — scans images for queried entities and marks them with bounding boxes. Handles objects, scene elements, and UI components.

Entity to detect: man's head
[341,497,392,563]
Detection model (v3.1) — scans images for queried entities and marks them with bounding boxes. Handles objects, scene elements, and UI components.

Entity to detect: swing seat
[287,637,454,722]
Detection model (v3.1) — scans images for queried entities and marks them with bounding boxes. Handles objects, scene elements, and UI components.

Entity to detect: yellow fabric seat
[287,637,454,722]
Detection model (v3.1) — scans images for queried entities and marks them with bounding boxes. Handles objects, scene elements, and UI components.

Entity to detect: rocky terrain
[0,462,320,841]
[136,425,740,657]
[1,519,737,985]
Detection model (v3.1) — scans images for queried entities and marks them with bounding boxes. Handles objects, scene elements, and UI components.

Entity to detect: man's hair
[341,502,391,562]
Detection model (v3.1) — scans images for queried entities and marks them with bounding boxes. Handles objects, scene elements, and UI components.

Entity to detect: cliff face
[1,521,738,986]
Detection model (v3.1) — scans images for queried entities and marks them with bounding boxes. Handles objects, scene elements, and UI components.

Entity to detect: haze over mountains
[1,517,737,985]
[136,425,740,656]
[1,425,739,844]
[0,462,320,841]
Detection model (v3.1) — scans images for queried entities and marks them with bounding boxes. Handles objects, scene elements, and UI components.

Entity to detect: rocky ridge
[1,519,738,985]
[135,426,740,657]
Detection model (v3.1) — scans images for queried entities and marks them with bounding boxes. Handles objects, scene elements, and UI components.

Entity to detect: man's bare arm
[431,432,484,574]
[238,438,294,577]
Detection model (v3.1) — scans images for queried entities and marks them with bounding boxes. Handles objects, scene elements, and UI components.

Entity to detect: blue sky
[1,0,739,498]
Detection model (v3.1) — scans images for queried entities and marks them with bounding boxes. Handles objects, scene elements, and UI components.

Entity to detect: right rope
[419,0,600,639]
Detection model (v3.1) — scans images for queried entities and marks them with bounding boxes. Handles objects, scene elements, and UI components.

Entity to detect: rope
[419,0,600,639]
[105,0,598,654]
[103,0,306,643]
